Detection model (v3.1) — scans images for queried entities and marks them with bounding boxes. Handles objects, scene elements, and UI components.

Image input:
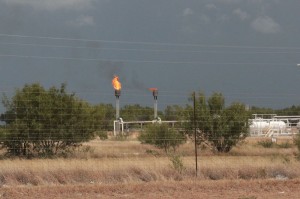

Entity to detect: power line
[0,53,294,65]
[1,33,300,50]
[1,41,300,55]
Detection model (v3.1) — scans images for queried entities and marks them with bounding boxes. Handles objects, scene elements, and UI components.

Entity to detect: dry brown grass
[1,137,300,198]
[1,179,300,199]
[0,136,299,188]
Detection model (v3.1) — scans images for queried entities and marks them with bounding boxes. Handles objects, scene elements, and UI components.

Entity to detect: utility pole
[193,92,198,177]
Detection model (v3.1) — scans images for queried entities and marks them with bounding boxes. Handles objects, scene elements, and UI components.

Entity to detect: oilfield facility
[112,76,179,136]
[249,114,300,137]
[112,77,300,137]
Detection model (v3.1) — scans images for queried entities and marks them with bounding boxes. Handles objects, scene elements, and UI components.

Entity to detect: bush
[276,141,292,149]
[294,134,300,159]
[0,83,95,157]
[139,124,186,153]
[0,127,6,144]
[169,154,185,173]
[185,92,249,153]
[294,134,300,150]
[95,131,108,140]
[145,149,160,156]
[257,140,274,148]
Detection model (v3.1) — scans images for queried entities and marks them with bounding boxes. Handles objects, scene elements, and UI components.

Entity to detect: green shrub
[145,149,160,156]
[294,134,300,159]
[169,154,185,174]
[276,141,292,149]
[95,131,108,140]
[294,134,300,151]
[139,124,186,153]
[185,92,249,153]
[0,83,95,157]
[257,140,274,148]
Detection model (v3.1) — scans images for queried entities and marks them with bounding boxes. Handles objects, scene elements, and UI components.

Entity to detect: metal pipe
[154,98,158,119]
[116,96,120,120]
[152,89,158,119]
[115,90,121,98]
[193,92,198,177]
[115,89,121,134]
[113,121,116,136]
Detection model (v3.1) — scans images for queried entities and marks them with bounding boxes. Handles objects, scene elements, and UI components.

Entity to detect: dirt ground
[1,179,299,199]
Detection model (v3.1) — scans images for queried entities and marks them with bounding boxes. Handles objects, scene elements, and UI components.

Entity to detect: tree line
[0,83,299,157]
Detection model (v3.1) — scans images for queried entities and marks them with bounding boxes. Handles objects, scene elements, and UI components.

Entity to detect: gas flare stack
[149,88,159,121]
[112,76,122,135]
[115,89,120,119]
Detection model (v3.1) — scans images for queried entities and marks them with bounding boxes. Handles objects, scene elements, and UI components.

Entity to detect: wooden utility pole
[193,92,198,177]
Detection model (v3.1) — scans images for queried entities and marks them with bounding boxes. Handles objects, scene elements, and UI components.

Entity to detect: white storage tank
[250,121,269,135]
[269,121,286,133]
[250,121,269,129]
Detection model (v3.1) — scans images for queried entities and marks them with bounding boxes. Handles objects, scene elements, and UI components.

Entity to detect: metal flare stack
[112,76,122,135]
[112,76,122,120]
[115,89,121,120]
[149,88,158,120]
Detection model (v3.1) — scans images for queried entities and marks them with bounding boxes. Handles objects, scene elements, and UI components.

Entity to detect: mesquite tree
[139,123,186,153]
[185,92,249,153]
[0,83,95,157]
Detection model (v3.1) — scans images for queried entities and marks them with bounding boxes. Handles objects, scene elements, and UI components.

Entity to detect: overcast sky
[1,0,300,110]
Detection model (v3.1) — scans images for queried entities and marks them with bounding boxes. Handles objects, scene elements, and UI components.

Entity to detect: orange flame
[112,76,122,90]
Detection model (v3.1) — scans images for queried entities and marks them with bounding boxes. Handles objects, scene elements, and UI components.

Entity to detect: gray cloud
[1,0,300,108]
[67,15,95,27]
[233,8,250,21]
[205,3,217,10]
[216,0,241,4]
[183,8,194,17]
[200,14,211,24]
[1,0,94,11]
[251,16,281,34]
[217,15,230,23]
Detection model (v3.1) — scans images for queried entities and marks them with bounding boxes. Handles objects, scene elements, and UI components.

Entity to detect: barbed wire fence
[0,33,300,182]
[0,86,298,151]
[0,82,299,186]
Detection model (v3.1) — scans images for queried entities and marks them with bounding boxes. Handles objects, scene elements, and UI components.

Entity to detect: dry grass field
[0,136,300,198]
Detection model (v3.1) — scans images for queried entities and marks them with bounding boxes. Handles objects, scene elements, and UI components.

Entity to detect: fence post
[193,92,198,177]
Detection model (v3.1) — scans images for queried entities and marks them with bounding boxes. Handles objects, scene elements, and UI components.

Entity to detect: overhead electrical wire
[0,53,294,66]
[0,33,299,66]
[1,33,300,50]
[1,33,300,106]
[1,41,300,55]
